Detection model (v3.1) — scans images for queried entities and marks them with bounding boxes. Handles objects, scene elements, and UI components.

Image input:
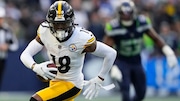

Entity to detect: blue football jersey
[105,15,152,64]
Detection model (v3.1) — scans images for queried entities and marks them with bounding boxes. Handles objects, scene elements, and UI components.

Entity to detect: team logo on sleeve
[69,44,77,52]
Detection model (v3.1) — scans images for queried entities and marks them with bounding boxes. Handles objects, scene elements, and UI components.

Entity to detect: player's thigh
[131,64,146,91]
[116,61,131,82]
[36,80,82,101]
[116,61,131,89]
[131,64,146,83]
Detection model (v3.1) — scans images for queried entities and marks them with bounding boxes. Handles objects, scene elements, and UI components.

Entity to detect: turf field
[0,92,179,101]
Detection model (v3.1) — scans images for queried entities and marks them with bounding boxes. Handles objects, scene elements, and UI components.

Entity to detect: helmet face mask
[51,21,73,41]
[52,21,72,31]
[46,1,75,42]
[118,1,136,26]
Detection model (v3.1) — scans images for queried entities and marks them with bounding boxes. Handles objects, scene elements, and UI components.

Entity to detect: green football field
[0,92,179,101]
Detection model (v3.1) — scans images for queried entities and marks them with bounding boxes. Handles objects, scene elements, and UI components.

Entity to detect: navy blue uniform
[105,15,152,101]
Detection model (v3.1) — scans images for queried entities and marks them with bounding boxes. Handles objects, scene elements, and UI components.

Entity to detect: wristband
[98,76,104,81]
[31,63,36,69]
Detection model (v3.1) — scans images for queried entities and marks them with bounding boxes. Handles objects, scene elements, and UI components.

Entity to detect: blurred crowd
[1,0,180,57]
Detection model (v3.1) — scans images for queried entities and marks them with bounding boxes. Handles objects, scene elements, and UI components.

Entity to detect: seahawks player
[103,0,178,101]
[20,1,117,101]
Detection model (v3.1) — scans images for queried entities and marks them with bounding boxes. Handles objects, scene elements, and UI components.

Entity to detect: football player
[20,1,117,101]
[103,0,178,101]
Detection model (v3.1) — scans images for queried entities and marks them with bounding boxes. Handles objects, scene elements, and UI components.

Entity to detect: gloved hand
[166,54,178,68]
[110,65,122,82]
[83,76,103,100]
[162,45,178,68]
[32,61,58,80]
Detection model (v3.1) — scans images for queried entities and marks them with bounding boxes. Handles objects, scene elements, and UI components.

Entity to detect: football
[47,63,58,74]
[36,63,58,82]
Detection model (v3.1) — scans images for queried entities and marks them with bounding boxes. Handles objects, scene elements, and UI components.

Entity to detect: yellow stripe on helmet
[57,1,62,18]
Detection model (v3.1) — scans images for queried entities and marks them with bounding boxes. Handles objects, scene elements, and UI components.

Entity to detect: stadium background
[0,0,180,100]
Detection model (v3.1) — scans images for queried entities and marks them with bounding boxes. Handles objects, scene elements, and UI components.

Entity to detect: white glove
[83,76,103,100]
[162,45,178,68]
[110,65,122,82]
[166,54,178,68]
[32,61,58,80]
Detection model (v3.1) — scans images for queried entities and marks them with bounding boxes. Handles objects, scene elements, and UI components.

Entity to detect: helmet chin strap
[121,20,133,26]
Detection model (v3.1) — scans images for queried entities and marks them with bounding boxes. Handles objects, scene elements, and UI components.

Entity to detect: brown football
[47,63,58,74]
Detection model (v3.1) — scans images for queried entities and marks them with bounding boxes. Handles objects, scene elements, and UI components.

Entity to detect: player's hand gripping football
[83,76,103,100]
[32,61,58,80]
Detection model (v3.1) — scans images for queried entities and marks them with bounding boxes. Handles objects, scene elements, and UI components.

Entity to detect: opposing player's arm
[146,28,166,48]
[147,27,178,68]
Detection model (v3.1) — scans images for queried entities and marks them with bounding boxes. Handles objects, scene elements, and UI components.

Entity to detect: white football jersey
[37,22,96,89]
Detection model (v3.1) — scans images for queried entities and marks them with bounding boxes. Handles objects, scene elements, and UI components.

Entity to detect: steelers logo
[69,44,77,52]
